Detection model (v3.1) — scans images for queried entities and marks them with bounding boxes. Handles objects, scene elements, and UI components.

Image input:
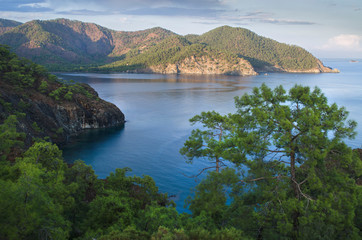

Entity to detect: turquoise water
[59,59,362,212]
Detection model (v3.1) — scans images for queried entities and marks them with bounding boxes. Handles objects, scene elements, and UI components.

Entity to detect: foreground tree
[180,111,231,175]
[182,84,362,239]
[230,84,360,239]
[0,142,71,240]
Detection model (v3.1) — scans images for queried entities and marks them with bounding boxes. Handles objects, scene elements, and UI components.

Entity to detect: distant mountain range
[0,18,338,75]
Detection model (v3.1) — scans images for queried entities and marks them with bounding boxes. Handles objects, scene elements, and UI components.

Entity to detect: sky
[1,0,362,58]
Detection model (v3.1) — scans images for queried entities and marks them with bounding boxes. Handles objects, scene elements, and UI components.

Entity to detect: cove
[58,59,362,212]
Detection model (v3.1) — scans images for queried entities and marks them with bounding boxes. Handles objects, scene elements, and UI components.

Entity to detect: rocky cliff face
[0,45,125,151]
[0,80,125,147]
[146,55,257,75]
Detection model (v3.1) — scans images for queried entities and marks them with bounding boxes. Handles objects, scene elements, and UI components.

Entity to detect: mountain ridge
[0,18,23,34]
[0,18,338,74]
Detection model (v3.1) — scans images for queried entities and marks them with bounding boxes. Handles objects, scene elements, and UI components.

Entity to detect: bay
[58,59,362,212]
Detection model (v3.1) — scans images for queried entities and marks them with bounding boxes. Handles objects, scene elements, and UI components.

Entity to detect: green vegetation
[0,45,360,239]
[0,19,176,71]
[181,84,362,239]
[49,83,95,102]
[110,26,176,55]
[0,19,324,73]
[195,26,318,70]
[38,80,48,93]
[93,27,321,72]
[180,111,231,174]
[0,19,22,28]
[0,117,254,239]
[0,44,95,103]
[1,82,361,239]
[0,45,48,89]
[0,115,25,161]
[100,36,242,72]
[0,44,106,150]
[99,35,191,71]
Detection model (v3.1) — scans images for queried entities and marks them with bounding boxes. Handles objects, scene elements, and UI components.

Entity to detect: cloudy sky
[1,0,362,58]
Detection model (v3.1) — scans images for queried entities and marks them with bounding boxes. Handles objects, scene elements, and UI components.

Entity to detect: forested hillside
[0,45,124,150]
[0,18,337,74]
[0,18,22,34]
[0,19,175,71]
[99,35,257,75]
[194,26,320,71]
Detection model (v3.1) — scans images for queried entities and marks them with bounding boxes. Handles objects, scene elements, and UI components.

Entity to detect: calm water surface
[58,59,362,212]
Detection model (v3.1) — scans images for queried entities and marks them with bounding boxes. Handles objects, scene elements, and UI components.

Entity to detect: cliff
[0,45,125,148]
[145,55,257,75]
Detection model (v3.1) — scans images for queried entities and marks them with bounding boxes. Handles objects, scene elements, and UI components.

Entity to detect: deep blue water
[58,59,362,212]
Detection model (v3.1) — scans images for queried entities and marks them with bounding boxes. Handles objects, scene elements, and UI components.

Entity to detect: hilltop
[193,26,335,73]
[0,18,338,74]
[0,19,175,70]
[0,18,22,34]
[99,35,258,75]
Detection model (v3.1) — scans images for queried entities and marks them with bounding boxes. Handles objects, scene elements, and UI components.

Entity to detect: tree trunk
[290,150,300,239]
[290,150,299,199]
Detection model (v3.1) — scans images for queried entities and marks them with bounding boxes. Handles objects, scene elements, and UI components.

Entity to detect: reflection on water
[62,125,125,161]
[58,59,362,212]
[59,73,253,92]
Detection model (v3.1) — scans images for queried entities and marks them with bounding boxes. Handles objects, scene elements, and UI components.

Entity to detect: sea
[58,59,362,212]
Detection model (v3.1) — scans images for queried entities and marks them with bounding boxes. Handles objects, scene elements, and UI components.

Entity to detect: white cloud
[322,34,362,51]
[18,2,50,9]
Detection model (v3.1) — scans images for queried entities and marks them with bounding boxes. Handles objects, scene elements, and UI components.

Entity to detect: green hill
[0,19,175,71]
[193,26,319,71]
[99,35,257,75]
[99,35,192,70]
[0,19,337,74]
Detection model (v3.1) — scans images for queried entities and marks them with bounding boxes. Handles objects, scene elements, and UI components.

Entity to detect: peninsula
[0,18,338,75]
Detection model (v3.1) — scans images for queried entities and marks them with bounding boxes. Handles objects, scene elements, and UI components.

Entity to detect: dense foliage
[0,19,22,28]
[1,48,361,239]
[0,45,95,103]
[100,35,242,72]
[194,26,318,70]
[0,19,175,71]
[181,84,362,239]
[0,115,255,239]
